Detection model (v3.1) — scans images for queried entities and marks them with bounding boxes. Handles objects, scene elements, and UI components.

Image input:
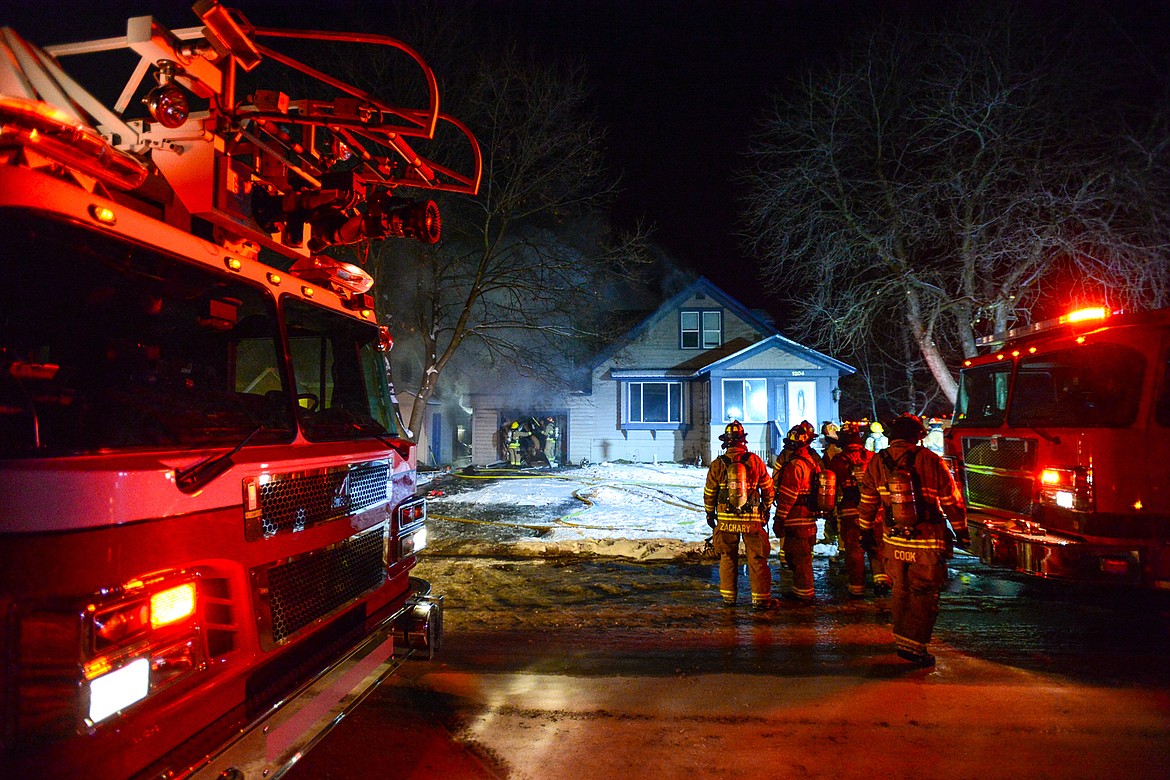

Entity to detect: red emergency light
[1058,306,1109,325]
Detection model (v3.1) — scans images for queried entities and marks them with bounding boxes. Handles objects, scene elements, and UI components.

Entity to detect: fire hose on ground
[423,469,706,533]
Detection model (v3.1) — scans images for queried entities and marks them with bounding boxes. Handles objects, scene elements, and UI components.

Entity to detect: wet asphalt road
[286,553,1170,780]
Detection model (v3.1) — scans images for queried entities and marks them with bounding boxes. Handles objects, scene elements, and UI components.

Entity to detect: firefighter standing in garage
[858,414,969,666]
[542,417,559,466]
[828,426,890,597]
[704,421,779,610]
[506,421,522,466]
[772,425,821,603]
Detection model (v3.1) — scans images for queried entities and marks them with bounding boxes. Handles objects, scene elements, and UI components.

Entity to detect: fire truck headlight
[400,525,427,558]
[87,657,150,724]
[1037,466,1093,512]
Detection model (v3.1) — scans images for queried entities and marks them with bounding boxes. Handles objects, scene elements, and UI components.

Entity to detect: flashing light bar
[1058,306,1109,324]
[975,306,1113,347]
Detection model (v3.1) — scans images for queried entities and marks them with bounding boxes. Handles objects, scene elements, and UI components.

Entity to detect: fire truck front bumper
[968,517,1151,587]
[190,579,442,780]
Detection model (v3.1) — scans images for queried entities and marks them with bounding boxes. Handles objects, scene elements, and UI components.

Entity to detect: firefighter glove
[706,511,717,529]
[772,520,783,538]
[760,509,770,527]
[953,528,971,549]
[860,529,876,554]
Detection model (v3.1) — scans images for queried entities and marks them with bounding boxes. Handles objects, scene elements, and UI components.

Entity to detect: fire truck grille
[962,437,1036,471]
[964,470,1034,515]
[962,437,1037,516]
[262,524,387,645]
[251,462,390,539]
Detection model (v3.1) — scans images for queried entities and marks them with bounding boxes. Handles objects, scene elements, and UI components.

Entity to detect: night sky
[0,0,899,322]
[5,0,1168,324]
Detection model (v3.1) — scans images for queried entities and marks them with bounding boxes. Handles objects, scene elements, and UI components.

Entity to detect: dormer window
[680,310,721,349]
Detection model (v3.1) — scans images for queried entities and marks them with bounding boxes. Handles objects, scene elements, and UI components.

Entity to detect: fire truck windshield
[284,298,400,442]
[1007,344,1145,428]
[955,343,1145,429]
[0,210,295,458]
[955,364,1011,426]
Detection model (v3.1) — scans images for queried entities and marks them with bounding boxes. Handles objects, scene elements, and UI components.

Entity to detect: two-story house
[469,277,854,466]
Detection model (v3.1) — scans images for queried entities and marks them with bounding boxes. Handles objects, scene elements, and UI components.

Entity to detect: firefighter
[772,424,821,603]
[864,420,888,452]
[542,416,560,466]
[774,419,824,470]
[820,421,842,462]
[924,417,945,455]
[828,427,890,597]
[519,417,545,466]
[858,413,969,667]
[506,421,522,466]
[819,421,842,547]
[703,421,778,610]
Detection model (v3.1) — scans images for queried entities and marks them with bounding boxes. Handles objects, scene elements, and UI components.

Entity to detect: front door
[787,380,817,432]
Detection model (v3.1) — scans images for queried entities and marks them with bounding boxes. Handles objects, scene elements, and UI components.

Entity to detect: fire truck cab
[0,3,479,778]
[947,306,1170,589]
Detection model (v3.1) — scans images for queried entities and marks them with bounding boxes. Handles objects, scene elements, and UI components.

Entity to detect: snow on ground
[421,462,837,562]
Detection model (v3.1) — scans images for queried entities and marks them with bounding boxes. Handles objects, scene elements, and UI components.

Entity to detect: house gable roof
[589,276,779,368]
[693,334,856,375]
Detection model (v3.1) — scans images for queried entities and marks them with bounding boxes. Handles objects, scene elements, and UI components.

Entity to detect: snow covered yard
[420,462,836,561]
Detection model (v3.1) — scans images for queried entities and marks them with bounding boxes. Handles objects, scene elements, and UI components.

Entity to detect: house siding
[465,277,852,470]
[612,293,763,370]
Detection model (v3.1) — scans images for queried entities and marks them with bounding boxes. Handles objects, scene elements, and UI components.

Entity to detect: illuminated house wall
[469,277,854,466]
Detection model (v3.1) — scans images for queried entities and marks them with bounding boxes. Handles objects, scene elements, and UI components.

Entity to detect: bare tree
[742,5,1170,406]
[370,48,647,439]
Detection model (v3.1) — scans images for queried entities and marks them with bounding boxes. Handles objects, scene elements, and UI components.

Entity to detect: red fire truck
[946,306,1170,590]
[0,3,480,778]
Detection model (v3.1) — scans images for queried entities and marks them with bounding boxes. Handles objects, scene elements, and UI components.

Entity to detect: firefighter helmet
[869,421,884,434]
[510,421,519,429]
[838,428,864,449]
[784,424,814,448]
[889,413,928,442]
[719,420,747,445]
[821,421,839,440]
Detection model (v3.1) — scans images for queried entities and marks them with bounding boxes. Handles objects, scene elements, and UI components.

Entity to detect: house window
[680,310,721,349]
[627,381,683,424]
[722,378,767,423]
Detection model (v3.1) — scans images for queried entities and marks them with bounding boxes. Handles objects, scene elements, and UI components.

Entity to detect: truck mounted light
[151,583,197,629]
[400,525,427,558]
[1099,557,1132,576]
[144,62,190,129]
[1059,306,1109,324]
[88,657,150,724]
[1037,466,1092,512]
[88,204,117,225]
[289,256,374,295]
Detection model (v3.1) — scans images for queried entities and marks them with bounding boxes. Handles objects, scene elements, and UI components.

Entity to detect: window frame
[679,309,722,350]
[721,377,768,423]
[623,380,686,430]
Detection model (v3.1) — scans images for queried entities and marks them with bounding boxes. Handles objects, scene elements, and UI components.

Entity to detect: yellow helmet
[870,421,884,434]
[511,421,519,429]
